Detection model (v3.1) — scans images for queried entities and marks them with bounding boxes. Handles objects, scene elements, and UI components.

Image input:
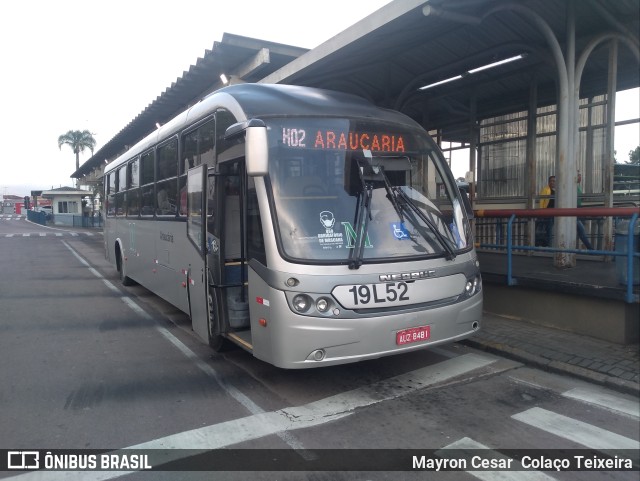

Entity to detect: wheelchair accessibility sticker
[391,222,410,240]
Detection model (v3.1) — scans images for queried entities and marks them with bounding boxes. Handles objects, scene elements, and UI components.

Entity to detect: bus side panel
[152,220,188,313]
[145,219,192,315]
[104,216,116,265]
[248,267,274,361]
[112,218,193,317]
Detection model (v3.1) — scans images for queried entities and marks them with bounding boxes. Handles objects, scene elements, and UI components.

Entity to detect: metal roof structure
[261,0,640,139]
[73,0,639,182]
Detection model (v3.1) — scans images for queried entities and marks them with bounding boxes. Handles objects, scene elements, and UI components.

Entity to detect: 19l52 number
[347,282,409,306]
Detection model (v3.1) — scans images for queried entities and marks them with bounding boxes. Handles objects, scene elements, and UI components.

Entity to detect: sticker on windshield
[342,221,373,248]
[317,211,344,249]
[390,222,410,240]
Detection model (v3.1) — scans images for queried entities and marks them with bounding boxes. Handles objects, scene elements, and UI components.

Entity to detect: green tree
[627,146,640,165]
[57,130,97,175]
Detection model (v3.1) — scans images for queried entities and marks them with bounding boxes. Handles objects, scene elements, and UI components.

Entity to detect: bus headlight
[465,280,474,295]
[463,274,482,298]
[316,297,330,313]
[292,294,312,313]
[286,292,338,317]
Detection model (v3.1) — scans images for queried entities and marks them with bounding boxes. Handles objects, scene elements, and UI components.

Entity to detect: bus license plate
[396,325,430,345]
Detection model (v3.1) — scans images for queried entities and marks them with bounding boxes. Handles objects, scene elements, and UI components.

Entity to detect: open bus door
[185,165,210,342]
[207,156,252,352]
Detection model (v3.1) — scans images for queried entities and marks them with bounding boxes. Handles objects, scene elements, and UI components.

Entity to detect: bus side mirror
[246,125,268,177]
[225,119,268,177]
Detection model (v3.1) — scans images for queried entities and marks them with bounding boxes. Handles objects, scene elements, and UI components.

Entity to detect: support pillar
[554,0,577,267]
[527,78,538,247]
[604,40,618,251]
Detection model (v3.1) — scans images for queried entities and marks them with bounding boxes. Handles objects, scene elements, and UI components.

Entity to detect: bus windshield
[265,117,470,264]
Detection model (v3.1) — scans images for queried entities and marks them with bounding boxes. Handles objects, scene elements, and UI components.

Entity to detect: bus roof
[105,83,421,174]
[215,83,416,125]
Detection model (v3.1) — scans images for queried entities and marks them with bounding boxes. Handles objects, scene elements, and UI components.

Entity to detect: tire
[117,249,135,286]
[209,334,232,352]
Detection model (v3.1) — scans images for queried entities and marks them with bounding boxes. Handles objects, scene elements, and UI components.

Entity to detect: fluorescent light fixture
[419,75,463,90]
[220,73,229,85]
[418,54,526,91]
[468,54,525,74]
[155,122,162,129]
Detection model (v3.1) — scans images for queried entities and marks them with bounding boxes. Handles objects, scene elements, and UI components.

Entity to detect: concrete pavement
[466,311,639,396]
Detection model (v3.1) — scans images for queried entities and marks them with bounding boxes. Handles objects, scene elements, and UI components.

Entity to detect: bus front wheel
[209,334,231,352]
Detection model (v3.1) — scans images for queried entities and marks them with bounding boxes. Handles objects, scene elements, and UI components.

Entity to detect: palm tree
[57,130,97,177]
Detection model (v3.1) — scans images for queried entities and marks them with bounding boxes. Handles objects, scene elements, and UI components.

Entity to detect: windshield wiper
[348,161,373,270]
[391,185,457,260]
[348,154,457,267]
[366,157,457,261]
[378,165,405,225]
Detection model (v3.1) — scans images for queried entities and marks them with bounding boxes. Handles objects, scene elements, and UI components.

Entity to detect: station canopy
[73,34,308,179]
[74,0,639,179]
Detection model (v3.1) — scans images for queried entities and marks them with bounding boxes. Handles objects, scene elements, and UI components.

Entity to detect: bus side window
[127,158,140,217]
[223,162,242,260]
[140,151,155,217]
[156,140,178,217]
[179,119,215,217]
[179,131,197,217]
[115,166,127,216]
[181,130,198,174]
[106,173,116,217]
[247,176,266,265]
[200,120,215,166]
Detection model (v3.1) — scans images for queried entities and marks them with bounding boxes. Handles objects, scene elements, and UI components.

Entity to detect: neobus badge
[379,270,436,282]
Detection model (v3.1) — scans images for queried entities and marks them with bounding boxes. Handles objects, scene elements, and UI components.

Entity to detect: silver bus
[104,84,482,368]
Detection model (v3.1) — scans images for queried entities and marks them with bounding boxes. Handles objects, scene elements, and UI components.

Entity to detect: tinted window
[157,140,178,181]
[140,151,155,216]
[141,151,154,185]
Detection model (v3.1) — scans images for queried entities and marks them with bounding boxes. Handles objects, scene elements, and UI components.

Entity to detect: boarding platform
[474,207,639,346]
[479,252,639,345]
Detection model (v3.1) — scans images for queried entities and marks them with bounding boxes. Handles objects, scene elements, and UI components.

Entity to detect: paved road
[1,218,638,480]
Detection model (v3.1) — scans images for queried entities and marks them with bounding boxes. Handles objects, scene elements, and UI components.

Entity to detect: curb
[463,338,640,397]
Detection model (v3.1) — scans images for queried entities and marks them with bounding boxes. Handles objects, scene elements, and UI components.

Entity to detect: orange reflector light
[259,318,267,327]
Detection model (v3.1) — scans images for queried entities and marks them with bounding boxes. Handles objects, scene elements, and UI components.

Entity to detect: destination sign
[282,127,407,153]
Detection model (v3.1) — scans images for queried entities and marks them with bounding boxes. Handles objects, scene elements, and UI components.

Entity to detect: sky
[0,0,638,197]
[0,0,391,196]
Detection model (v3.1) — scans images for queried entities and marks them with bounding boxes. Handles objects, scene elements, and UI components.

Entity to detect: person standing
[537,175,555,246]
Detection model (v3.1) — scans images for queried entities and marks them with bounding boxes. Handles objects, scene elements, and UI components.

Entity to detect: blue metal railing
[475,207,640,303]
